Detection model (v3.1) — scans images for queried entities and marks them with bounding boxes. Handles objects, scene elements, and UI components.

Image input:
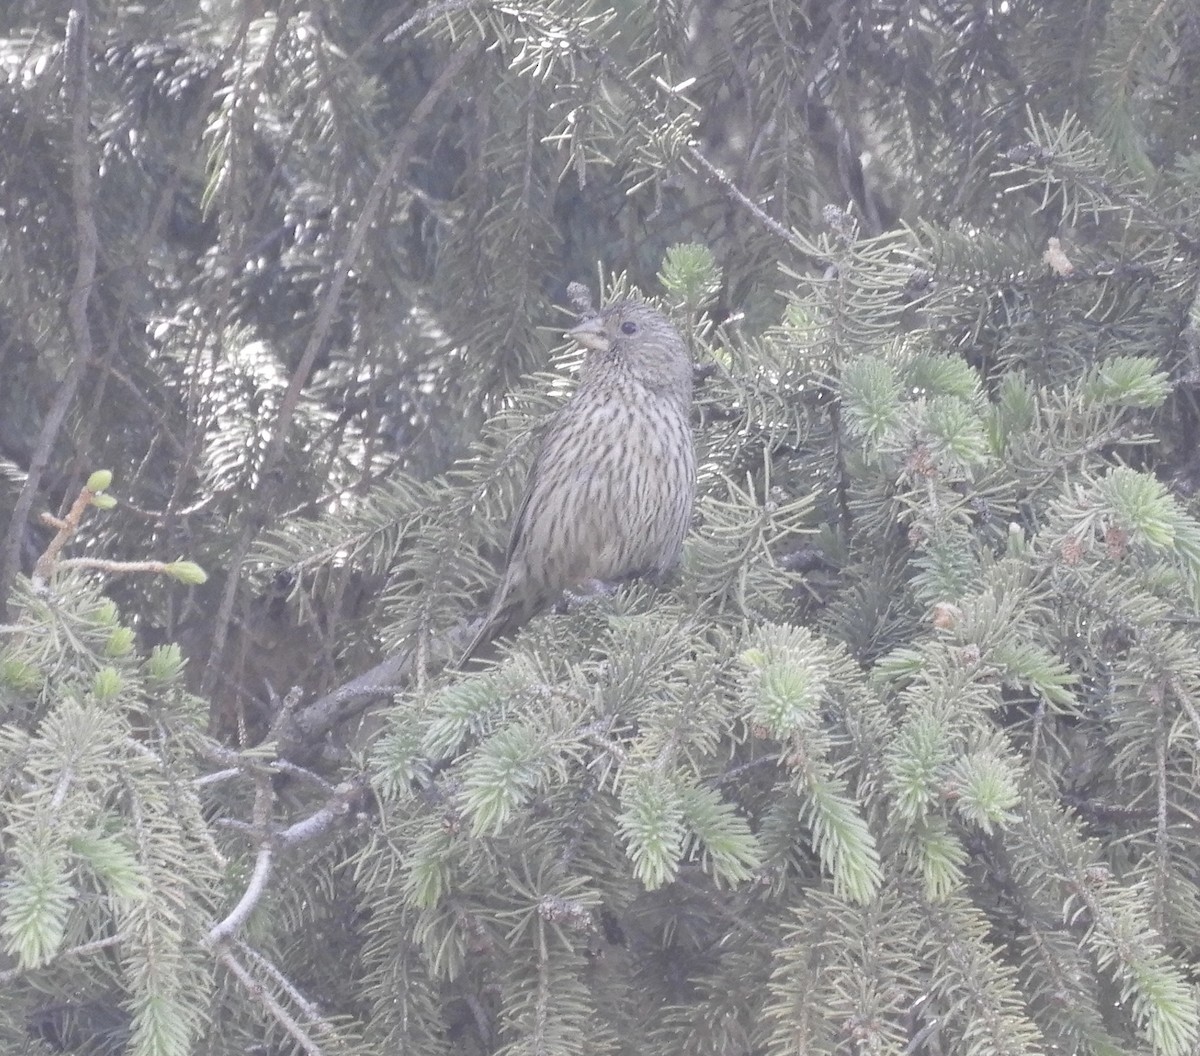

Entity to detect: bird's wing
[504,407,568,566]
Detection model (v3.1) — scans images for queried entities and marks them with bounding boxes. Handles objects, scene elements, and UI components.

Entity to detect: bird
[460,298,696,664]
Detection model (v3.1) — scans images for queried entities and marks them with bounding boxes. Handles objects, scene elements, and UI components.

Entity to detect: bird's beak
[567,316,610,352]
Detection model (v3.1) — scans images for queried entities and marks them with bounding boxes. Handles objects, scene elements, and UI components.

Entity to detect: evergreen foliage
[2,1,1200,1055]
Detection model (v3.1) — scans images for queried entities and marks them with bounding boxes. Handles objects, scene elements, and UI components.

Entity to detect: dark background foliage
[2,1,1200,1055]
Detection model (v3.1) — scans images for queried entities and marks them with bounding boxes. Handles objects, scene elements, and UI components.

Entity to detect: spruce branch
[1004,139,1200,257]
[213,945,331,1056]
[382,0,478,44]
[1153,688,1170,932]
[0,935,123,986]
[587,41,821,263]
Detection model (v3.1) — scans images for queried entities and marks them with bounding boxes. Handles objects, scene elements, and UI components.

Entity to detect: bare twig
[201,768,368,1053]
[203,748,369,945]
[276,777,370,846]
[207,839,275,946]
[206,767,276,945]
[31,482,105,584]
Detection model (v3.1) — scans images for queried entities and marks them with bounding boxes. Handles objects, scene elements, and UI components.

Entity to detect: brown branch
[277,643,425,760]
[278,618,484,760]
[24,475,200,589]
[31,482,103,583]
[277,574,639,758]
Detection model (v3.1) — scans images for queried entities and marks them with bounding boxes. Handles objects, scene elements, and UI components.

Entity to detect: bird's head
[568,300,692,402]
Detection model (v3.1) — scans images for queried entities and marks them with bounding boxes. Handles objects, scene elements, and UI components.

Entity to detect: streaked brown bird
[461,299,696,663]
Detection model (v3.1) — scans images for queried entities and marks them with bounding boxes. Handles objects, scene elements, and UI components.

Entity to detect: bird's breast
[568,395,695,578]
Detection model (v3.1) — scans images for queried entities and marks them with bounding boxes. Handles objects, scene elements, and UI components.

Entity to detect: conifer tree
[1,2,1199,1055]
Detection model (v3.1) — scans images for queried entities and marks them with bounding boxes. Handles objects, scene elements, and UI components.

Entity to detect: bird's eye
[620,321,638,335]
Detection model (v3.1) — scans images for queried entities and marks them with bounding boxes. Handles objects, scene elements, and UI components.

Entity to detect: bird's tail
[456,595,537,667]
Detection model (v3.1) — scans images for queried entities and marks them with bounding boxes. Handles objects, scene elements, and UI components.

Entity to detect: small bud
[166,561,208,585]
[567,282,594,317]
[1104,525,1129,560]
[1006,522,1026,556]
[0,657,41,692]
[739,647,766,668]
[93,600,120,627]
[93,666,123,700]
[145,643,184,683]
[104,626,135,657]
[87,469,113,492]
[1060,535,1084,566]
[659,242,719,306]
[91,493,118,509]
